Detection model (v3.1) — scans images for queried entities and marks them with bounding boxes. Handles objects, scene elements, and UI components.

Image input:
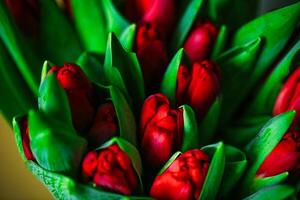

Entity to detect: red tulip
[176,60,220,120]
[150,149,210,200]
[88,103,118,147]
[81,144,138,195]
[49,63,95,132]
[125,0,175,34]
[19,117,35,161]
[140,93,183,168]
[273,67,300,125]
[135,23,168,87]
[184,21,218,62]
[256,130,300,177]
[5,0,39,36]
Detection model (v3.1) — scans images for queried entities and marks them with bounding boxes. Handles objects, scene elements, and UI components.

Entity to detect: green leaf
[199,142,225,200]
[12,116,28,161]
[120,24,136,52]
[251,172,289,193]
[219,145,247,198]
[157,151,182,175]
[39,0,82,64]
[0,1,40,95]
[40,60,54,83]
[240,111,295,195]
[161,48,190,106]
[171,0,204,52]
[217,37,262,125]
[109,86,137,147]
[28,110,87,174]
[180,105,199,151]
[206,0,258,32]
[224,115,271,147]
[198,97,221,145]
[38,73,72,126]
[104,33,145,110]
[232,2,300,88]
[242,185,295,200]
[27,161,152,199]
[211,25,227,59]
[71,0,107,53]
[97,137,143,193]
[246,39,300,116]
[100,0,130,37]
[76,52,107,85]
[0,40,35,121]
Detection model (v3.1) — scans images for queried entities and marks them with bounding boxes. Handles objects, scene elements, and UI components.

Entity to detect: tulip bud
[176,61,220,120]
[140,93,183,168]
[256,130,300,177]
[19,118,35,161]
[150,149,210,200]
[184,21,218,62]
[135,23,168,88]
[273,67,300,125]
[49,63,95,132]
[88,103,118,147]
[81,144,138,195]
[5,0,39,36]
[125,0,175,34]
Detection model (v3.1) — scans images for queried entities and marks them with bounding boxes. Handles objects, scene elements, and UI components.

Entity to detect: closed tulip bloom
[140,93,183,168]
[49,63,95,132]
[126,0,175,34]
[20,118,35,161]
[5,0,39,35]
[150,149,210,200]
[256,130,300,177]
[88,103,118,147]
[135,23,168,87]
[273,67,300,125]
[184,21,218,62]
[176,61,220,120]
[81,144,138,195]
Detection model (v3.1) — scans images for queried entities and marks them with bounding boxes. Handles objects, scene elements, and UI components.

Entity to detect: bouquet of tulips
[1,0,300,199]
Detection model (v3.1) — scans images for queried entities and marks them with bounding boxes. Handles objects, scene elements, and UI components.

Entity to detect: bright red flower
[273,67,300,125]
[81,144,138,195]
[135,23,168,88]
[126,0,175,34]
[256,130,300,177]
[150,149,210,200]
[88,103,118,147]
[176,61,220,120]
[49,63,95,132]
[5,0,39,36]
[184,21,218,62]
[19,118,35,161]
[140,93,183,168]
